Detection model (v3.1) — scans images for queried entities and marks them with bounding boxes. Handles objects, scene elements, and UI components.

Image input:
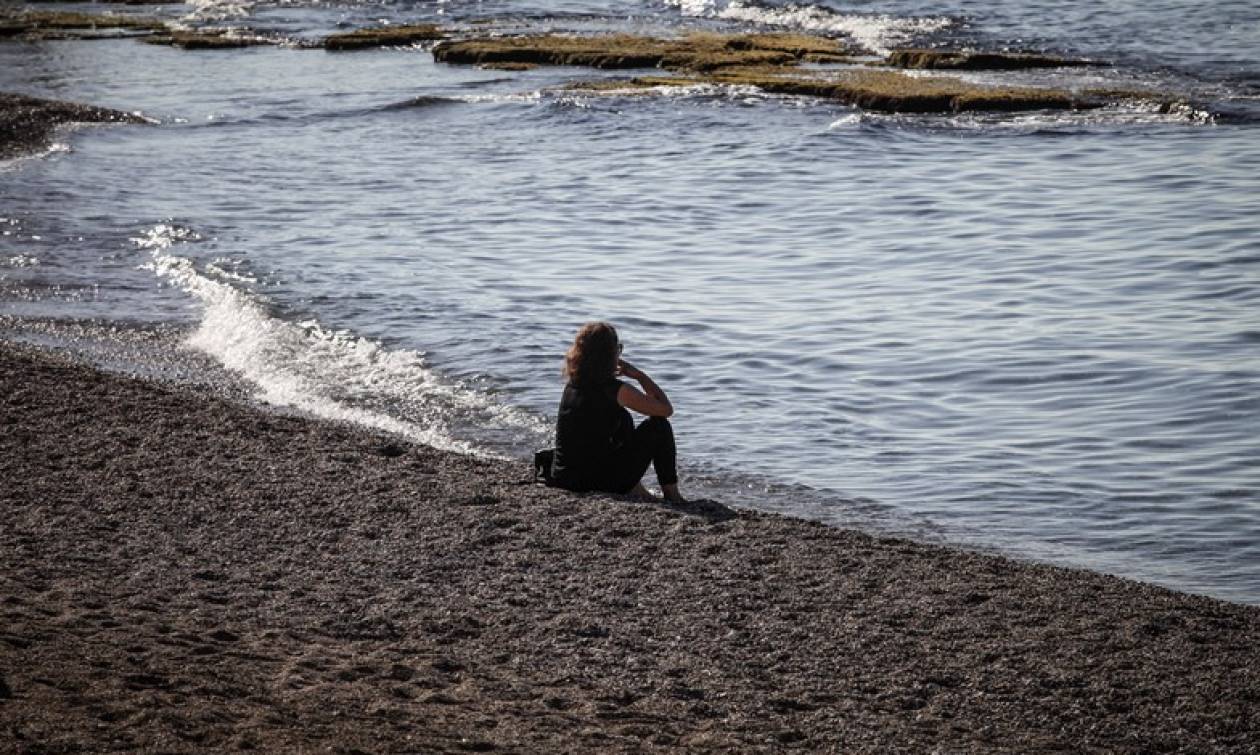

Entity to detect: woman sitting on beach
[552,321,685,503]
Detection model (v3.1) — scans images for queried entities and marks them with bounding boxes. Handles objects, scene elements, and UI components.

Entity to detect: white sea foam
[663,0,951,55]
[827,112,863,129]
[918,100,1217,131]
[133,224,547,456]
[205,256,258,284]
[0,142,70,170]
[181,0,256,24]
[477,82,809,112]
[635,82,774,99]
[5,254,40,268]
[458,90,545,105]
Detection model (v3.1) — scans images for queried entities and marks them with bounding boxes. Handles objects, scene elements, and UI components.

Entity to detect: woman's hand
[617,359,645,381]
[615,359,674,418]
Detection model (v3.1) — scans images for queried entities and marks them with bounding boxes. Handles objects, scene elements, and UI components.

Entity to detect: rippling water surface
[3,0,1259,603]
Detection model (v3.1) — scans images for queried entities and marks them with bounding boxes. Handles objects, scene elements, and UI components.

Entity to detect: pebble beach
[3,342,1258,752]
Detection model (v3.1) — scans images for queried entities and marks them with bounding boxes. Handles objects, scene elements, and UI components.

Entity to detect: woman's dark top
[552,377,632,491]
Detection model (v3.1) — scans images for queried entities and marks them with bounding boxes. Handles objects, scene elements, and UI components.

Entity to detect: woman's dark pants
[601,416,678,493]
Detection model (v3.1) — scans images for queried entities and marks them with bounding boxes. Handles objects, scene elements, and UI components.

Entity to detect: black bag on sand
[533,448,556,485]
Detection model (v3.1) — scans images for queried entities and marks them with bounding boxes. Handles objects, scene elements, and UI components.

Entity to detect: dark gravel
[1,343,1257,753]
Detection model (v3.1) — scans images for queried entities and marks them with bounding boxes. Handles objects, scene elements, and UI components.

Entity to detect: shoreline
[2,340,1257,752]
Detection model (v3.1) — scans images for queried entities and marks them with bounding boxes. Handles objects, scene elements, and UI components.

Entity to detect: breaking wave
[181,0,257,23]
[132,224,549,457]
[663,0,953,55]
[824,99,1217,133]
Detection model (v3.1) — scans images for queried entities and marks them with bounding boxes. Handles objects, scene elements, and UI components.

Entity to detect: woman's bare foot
[628,482,658,501]
[662,483,686,504]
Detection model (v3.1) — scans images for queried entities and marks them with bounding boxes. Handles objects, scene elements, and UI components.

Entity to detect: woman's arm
[616,359,674,418]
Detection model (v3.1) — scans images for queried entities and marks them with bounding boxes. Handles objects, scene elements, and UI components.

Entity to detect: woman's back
[552,377,630,490]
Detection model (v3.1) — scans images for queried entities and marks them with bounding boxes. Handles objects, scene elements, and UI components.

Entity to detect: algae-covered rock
[568,77,703,92]
[0,92,146,158]
[434,34,676,69]
[440,32,1179,116]
[578,68,1129,114]
[323,24,446,51]
[773,68,1179,113]
[726,33,856,58]
[478,61,538,71]
[0,10,164,39]
[145,30,277,49]
[801,52,858,64]
[432,32,855,72]
[731,68,1092,113]
[887,49,1096,71]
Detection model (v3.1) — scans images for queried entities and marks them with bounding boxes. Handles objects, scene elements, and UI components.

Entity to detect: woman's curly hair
[564,321,619,386]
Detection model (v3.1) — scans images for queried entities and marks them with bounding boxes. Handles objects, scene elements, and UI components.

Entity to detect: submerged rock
[566,77,698,92]
[432,32,857,72]
[144,29,278,49]
[572,67,1169,115]
[0,10,164,40]
[887,48,1098,70]
[478,61,539,71]
[323,24,446,51]
[725,32,859,59]
[1,10,284,50]
[710,67,1096,113]
[0,92,146,158]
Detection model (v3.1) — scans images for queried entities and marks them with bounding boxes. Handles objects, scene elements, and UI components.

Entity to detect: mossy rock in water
[432,31,1177,115]
[323,24,446,51]
[886,49,1097,71]
[0,10,165,39]
[432,32,855,72]
[568,77,705,92]
[0,19,25,38]
[725,33,861,58]
[801,52,860,64]
[576,68,1141,114]
[145,30,277,49]
[479,61,539,71]
[714,68,1104,113]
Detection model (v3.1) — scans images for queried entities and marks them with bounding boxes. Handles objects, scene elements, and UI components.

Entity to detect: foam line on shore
[133,223,548,456]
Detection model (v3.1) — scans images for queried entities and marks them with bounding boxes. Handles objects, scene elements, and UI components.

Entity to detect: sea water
[2,0,1258,603]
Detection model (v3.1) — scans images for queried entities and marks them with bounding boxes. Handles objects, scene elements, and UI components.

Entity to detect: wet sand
[1,342,1257,752]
